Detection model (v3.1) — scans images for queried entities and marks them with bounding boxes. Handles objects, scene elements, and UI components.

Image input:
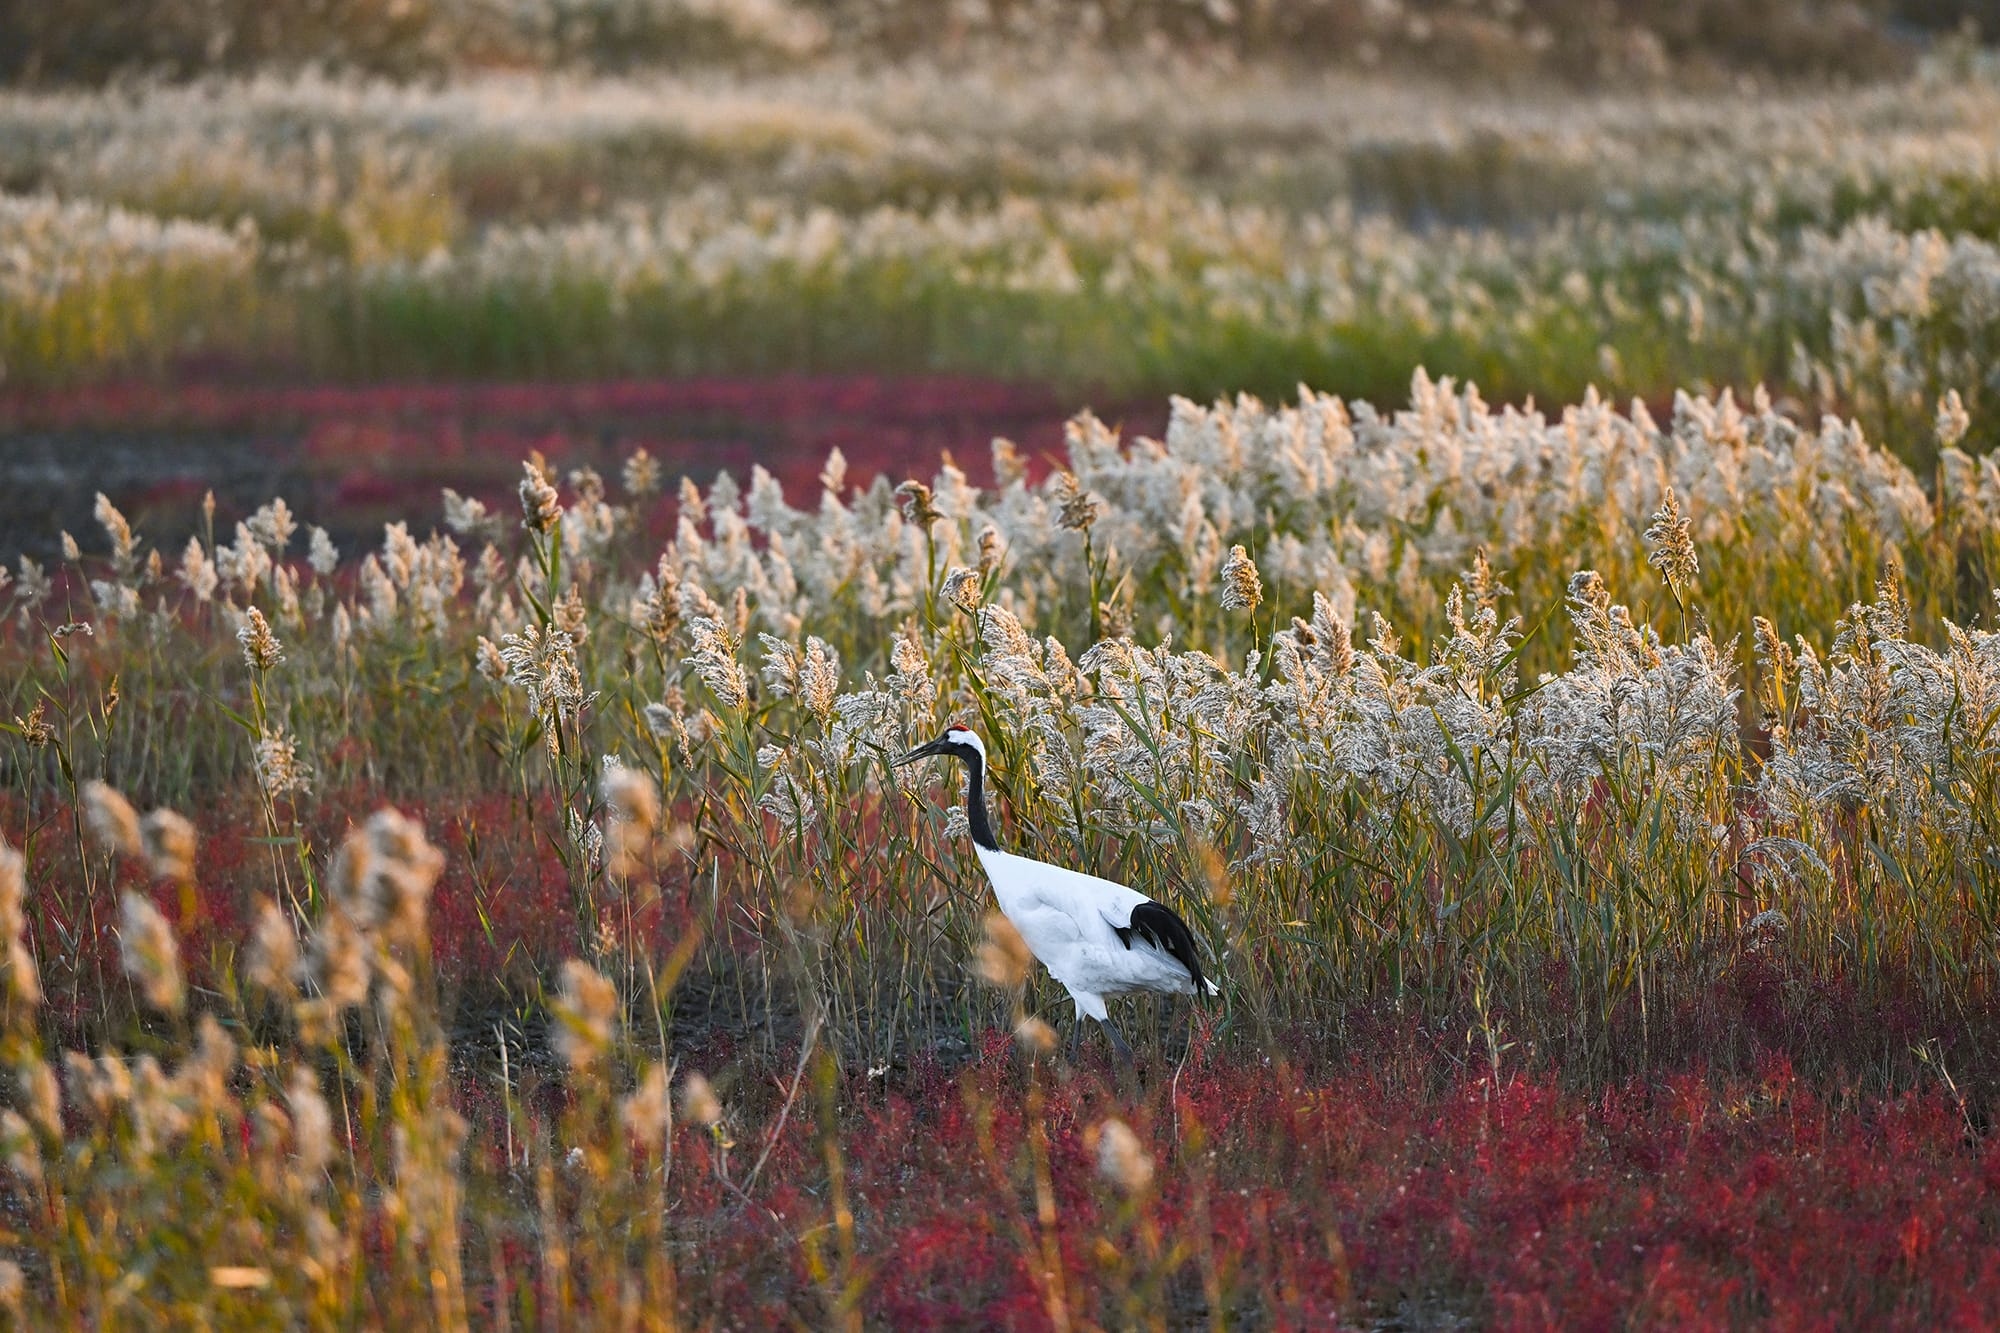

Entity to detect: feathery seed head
[1938,390,1971,449]
[359,809,444,944]
[1219,544,1264,613]
[307,526,339,576]
[569,466,606,508]
[1745,908,1791,953]
[519,460,563,534]
[992,437,1027,488]
[441,488,491,537]
[90,494,133,564]
[632,557,683,643]
[975,912,1033,990]
[15,703,51,750]
[1093,1117,1154,1193]
[254,727,311,800]
[1752,615,1795,718]
[678,1071,723,1127]
[1013,1016,1057,1056]
[686,617,750,711]
[890,627,929,678]
[622,1062,673,1144]
[0,841,40,1008]
[895,480,942,527]
[287,1066,334,1183]
[977,524,1005,574]
[237,605,284,670]
[139,809,196,882]
[304,905,371,1011]
[117,890,183,1014]
[15,1055,59,1141]
[83,781,142,858]
[623,448,662,498]
[677,476,707,527]
[941,565,983,614]
[1464,548,1509,612]
[1645,487,1699,594]
[243,896,300,999]
[1054,471,1100,531]
[246,498,297,554]
[0,1111,42,1186]
[602,761,661,876]
[798,637,841,723]
[65,1051,132,1122]
[553,584,590,641]
[818,448,847,496]
[553,959,619,1071]
[1568,568,1611,615]
[178,537,218,602]
[601,762,660,834]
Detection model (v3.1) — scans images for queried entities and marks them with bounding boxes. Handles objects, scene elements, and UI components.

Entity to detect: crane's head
[894,722,986,768]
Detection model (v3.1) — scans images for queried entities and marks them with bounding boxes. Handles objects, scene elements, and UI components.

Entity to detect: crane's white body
[898,726,1216,1036]
[972,843,1213,1021]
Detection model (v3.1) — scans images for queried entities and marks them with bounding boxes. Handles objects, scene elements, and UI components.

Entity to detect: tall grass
[5,377,1999,1075]
[7,372,2000,1319]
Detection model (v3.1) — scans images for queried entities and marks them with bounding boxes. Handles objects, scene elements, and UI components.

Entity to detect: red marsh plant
[9,794,2000,1326]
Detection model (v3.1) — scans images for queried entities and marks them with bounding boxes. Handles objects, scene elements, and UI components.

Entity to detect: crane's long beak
[894,737,949,766]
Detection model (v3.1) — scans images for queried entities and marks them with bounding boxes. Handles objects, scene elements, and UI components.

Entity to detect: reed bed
[9,371,2000,1322]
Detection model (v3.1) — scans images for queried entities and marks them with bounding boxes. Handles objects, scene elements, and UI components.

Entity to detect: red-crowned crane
[897,723,1216,1061]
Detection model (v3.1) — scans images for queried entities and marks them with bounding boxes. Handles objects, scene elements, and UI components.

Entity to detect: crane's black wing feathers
[1114,901,1208,996]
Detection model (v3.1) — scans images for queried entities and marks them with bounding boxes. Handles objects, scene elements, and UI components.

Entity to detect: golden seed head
[1645,486,1699,594]
[894,480,943,527]
[552,959,620,1072]
[678,1071,723,1127]
[519,460,563,534]
[117,890,184,1015]
[82,780,142,859]
[139,808,197,882]
[1219,544,1264,613]
[1013,1016,1058,1056]
[941,565,983,615]
[237,605,284,671]
[975,912,1034,990]
[1093,1117,1154,1194]
[243,896,301,999]
[621,1062,673,1144]
[623,448,662,498]
[1054,472,1100,532]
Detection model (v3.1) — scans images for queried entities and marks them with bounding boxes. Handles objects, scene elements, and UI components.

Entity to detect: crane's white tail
[1120,900,1213,998]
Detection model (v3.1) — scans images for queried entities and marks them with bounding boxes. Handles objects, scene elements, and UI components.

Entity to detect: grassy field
[8,24,2000,1330]
[6,58,2000,457]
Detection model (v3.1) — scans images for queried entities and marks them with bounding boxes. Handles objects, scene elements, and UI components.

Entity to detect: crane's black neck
[959,748,1000,852]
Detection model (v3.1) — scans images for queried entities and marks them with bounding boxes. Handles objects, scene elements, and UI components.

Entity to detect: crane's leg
[1098,1016,1135,1068]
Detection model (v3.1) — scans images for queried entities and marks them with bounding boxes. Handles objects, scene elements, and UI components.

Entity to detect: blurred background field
[11,4,2000,1327]
[3,4,2000,448]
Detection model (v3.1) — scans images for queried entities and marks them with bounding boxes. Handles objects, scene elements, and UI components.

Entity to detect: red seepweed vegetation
[466,1029,2000,1329]
[13,781,2000,1325]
